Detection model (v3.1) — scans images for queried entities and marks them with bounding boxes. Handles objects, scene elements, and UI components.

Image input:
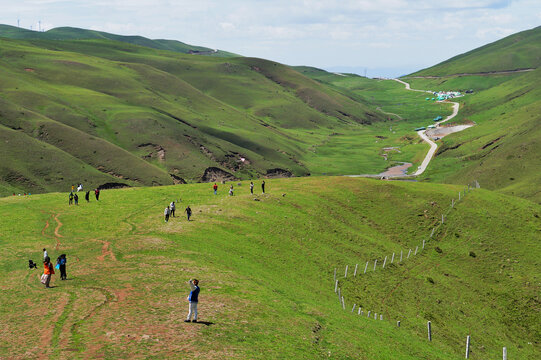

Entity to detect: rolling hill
[0,27,384,195]
[411,25,541,76]
[398,26,541,203]
[0,24,238,57]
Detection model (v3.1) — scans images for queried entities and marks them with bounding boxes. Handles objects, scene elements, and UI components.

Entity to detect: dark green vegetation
[1,177,539,359]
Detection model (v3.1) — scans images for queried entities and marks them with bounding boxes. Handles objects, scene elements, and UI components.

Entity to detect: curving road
[393,79,460,176]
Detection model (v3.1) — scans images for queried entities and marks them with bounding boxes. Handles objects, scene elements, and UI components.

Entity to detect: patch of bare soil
[96,240,117,262]
[38,293,70,360]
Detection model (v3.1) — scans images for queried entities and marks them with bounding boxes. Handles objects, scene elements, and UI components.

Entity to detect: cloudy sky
[1,0,540,77]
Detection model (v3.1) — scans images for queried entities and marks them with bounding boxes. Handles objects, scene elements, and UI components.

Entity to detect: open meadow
[1,177,539,359]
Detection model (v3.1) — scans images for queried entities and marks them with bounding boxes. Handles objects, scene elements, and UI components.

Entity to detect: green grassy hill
[0,177,538,359]
[0,24,238,57]
[0,31,388,195]
[411,26,541,76]
[396,26,541,203]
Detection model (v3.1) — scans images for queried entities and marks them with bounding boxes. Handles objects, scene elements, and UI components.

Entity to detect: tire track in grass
[54,214,63,250]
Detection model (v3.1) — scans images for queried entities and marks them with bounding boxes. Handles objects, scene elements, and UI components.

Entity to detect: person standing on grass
[74,193,79,205]
[43,248,48,261]
[69,192,74,205]
[164,206,171,223]
[43,257,54,288]
[213,183,218,195]
[170,201,176,217]
[56,254,67,280]
[250,181,254,194]
[184,279,200,323]
[185,205,192,221]
[85,190,90,203]
[261,180,266,194]
[95,188,100,201]
[229,185,234,196]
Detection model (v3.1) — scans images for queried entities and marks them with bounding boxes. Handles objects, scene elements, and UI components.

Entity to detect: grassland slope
[0,177,539,359]
[0,24,237,57]
[411,25,541,76]
[0,34,385,195]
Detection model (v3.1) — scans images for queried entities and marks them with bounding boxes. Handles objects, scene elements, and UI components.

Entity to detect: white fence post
[374,312,377,320]
[397,320,400,327]
[503,347,507,360]
[442,214,444,224]
[334,280,338,293]
[465,335,471,359]
[414,246,418,255]
[354,263,358,277]
[407,249,411,259]
[373,259,377,271]
[367,310,371,318]
[383,256,387,268]
[422,239,425,249]
[364,261,369,274]
[427,321,432,341]
[358,307,361,315]
[430,228,435,238]
[345,265,348,278]
[341,296,345,310]
[400,250,403,262]
[352,304,356,312]
[380,314,383,320]
[391,252,395,263]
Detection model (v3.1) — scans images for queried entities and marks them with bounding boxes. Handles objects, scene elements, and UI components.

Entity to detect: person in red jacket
[43,257,55,288]
[213,183,218,195]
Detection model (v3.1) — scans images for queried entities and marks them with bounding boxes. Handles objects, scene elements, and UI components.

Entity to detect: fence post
[338,288,341,299]
[341,296,345,310]
[414,246,418,255]
[367,310,371,318]
[430,228,435,238]
[427,321,432,341]
[374,312,377,320]
[391,252,395,263]
[465,335,470,359]
[334,280,338,293]
[400,250,403,262]
[503,347,507,360]
[373,259,377,271]
[345,265,348,278]
[354,263,358,277]
[364,261,369,274]
[358,307,361,315]
[422,239,425,249]
[442,214,444,224]
[407,249,411,259]
[380,314,383,320]
[383,256,387,268]
[351,304,356,312]
[397,321,400,327]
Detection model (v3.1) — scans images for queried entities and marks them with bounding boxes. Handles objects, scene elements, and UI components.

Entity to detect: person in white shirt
[170,201,176,217]
[43,248,48,260]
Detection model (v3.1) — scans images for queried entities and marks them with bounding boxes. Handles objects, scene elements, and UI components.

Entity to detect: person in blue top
[56,254,67,280]
[185,279,200,323]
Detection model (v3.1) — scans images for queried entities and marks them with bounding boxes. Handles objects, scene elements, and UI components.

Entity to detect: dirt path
[38,293,70,360]
[54,214,63,249]
[96,240,117,262]
[376,106,403,120]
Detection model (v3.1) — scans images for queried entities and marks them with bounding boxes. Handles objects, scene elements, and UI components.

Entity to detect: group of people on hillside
[69,187,100,205]
[164,201,192,222]
[40,248,67,288]
[214,180,266,197]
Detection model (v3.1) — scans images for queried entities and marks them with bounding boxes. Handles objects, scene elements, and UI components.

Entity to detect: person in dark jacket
[85,191,90,203]
[68,192,74,205]
[185,206,192,221]
[74,193,79,205]
[56,254,67,280]
[184,279,200,322]
[261,180,266,194]
[95,188,100,201]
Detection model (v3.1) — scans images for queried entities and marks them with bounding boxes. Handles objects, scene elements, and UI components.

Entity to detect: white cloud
[0,0,539,75]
